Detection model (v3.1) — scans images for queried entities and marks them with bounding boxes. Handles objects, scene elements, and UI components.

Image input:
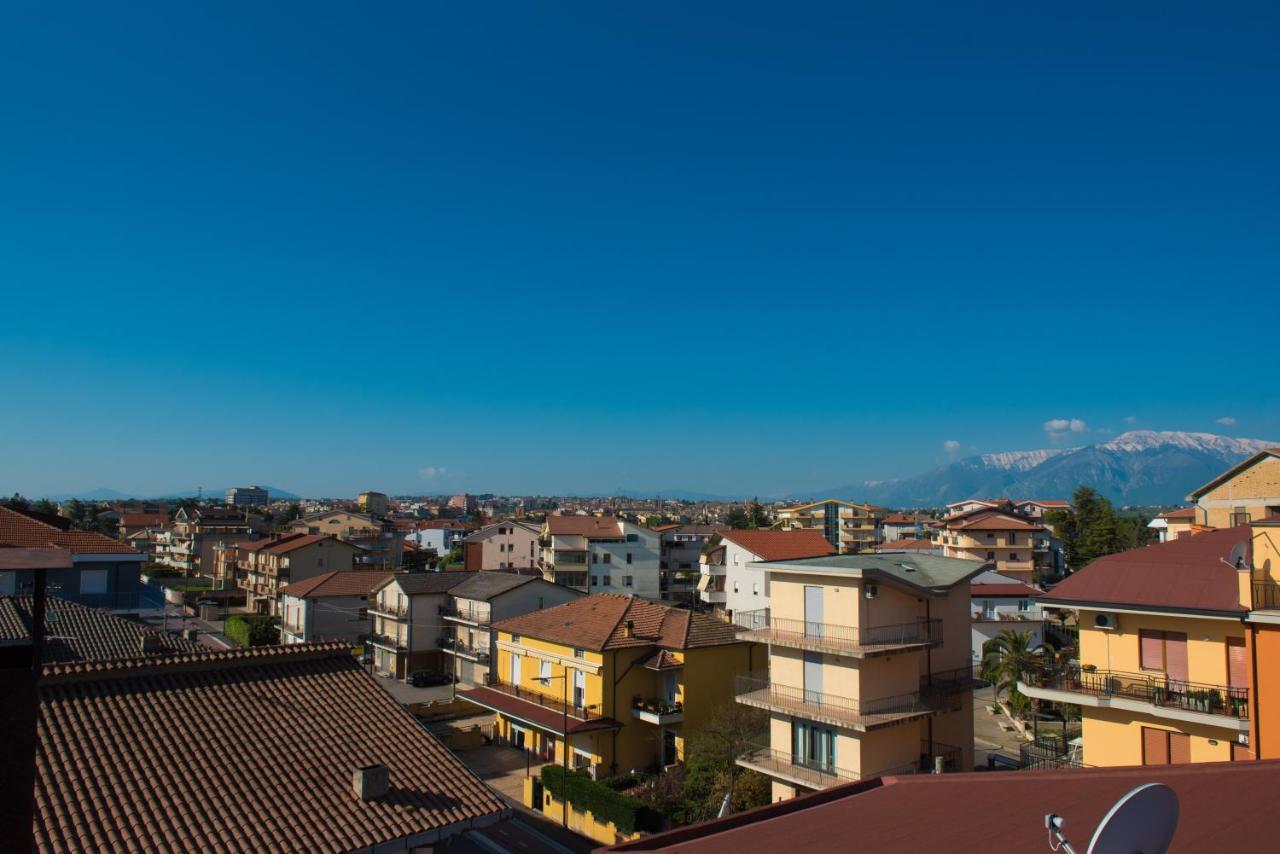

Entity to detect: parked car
[409,671,452,687]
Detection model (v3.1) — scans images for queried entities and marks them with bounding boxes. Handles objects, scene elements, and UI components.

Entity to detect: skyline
[3,3,1278,496]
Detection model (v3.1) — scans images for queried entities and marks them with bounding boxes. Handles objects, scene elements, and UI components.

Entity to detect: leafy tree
[746,498,770,529]
[5,493,31,510]
[724,505,750,528]
[33,498,59,516]
[981,629,1050,717]
[1046,485,1152,572]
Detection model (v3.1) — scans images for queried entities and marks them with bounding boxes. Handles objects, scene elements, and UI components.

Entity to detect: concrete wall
[1078,609,1243,686]
[1081,705,1237,766]
[586,523,661,600]
[722,541,771,617]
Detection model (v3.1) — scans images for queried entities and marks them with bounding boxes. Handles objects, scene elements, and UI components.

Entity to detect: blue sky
[2,2,1277,498]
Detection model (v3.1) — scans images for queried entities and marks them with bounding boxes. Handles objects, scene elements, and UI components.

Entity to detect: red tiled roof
[244,533,349,555]
[493,594,744,651]
[719,530,837,561]
[281,570,393,599]
[0,596,202,662]
[970,582,1041,598]
[545,515,623,538]
[455,685,621,736]
[948,510,1045,532]
[0,506,139,555]
[119,512,169,528]
[35,643,507,853]
[0,548,73,570]
[608,760,1280,853]
[881,514,929,524]
[1159,507,1197,520]
[1042,526,1251,614]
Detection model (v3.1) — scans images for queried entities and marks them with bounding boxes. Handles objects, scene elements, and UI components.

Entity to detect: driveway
[973,684,1027,767]
[457,743,547,801]
[371,674,458,705]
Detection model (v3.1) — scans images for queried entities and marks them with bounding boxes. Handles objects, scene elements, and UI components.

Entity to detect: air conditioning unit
[864,584,879,600]
[1092,612,1119,631]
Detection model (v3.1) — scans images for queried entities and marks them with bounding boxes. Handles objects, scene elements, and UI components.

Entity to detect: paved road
[973,684,1027,768]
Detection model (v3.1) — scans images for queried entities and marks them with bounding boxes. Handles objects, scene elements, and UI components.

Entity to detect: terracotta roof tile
[545,515,624,537]
[948,511,1045,532]
[280,570,393,599]
[719,530,837,561]
[0,596,201,662]
[119,513,169,528]
[0,506,140,555]
[493,594,744,651]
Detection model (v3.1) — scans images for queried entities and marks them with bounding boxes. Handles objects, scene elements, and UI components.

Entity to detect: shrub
[598,773,642,791]
[225,615,279,647]
[540,766,662,834]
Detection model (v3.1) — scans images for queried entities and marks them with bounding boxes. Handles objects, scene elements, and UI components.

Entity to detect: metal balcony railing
[481,675,607,721]
[371,600,409,618]
[1253,580,1280,610]
[736,745,860,789]
[443,603,492,624]
[732,610,942,655]
[1024,667,1249,719]
[921,665,988,696]
[369,632,406,650]
[735,673,936,728]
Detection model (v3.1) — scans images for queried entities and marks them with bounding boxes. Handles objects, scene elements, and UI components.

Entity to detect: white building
[969,570,1044,665]
[279,570,392,645]
[541,514,662,598]
[698,530,835,618]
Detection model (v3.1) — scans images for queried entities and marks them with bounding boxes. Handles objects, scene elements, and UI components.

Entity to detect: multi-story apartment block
[731,552,981,800]
[449,493,478,514]
[116,512,169,542]
[279,570,391,644]
[934,502,1054,582]
[969,570,1044,667]
[153,506,265,577]
[358,491,390,517]
[1148,507,1198,543]
[880,514,931,543]
[442,572,583,686]
[459,594,756,773]
[698,530,835,618]
[236,534,362,615]
[368,571,471,680]
[461,521,540,570]
[289,510,405,569]
[776,500,886,553]
[540,515,661,597]
[1248,515,1280,758]
[1187,447,1280,528]
[1021,527,1254,766]
[656,524,725,604]
[225,486,269,508]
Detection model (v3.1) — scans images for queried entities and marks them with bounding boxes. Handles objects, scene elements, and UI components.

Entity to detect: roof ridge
[41,641,354,683]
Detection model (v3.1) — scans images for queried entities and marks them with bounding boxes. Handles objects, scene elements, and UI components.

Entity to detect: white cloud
[1043,418,1089,441]
[1216,416,1237,427]
[943,439,961,455]
[1124,415,1137,426]
[418,466,448,479]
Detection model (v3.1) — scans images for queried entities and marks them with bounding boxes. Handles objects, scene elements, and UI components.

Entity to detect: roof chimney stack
[139,633,162,654]
[353,764,389,801]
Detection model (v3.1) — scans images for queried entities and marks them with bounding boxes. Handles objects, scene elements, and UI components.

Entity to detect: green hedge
[225,615,279,647]
[540,766,661,834]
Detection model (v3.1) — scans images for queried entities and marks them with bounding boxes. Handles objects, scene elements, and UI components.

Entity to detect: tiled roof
[34,643,508,853]
[947,511,1045,532]
[449,572,541,601]
[243,534,351,555]
[118,513,169,528]
[1042,526,1251,614]
[640,650,683,670]
[970,582,1041,598]
[719,530,837,561]
[374,570,473,596]
[0,596,201,662]
[545,515,623,538]
[0,548,73,571]
[281,570,393,599]
[0,506,140,555]
[881,514,929,524]
[493,594,744,651]
[1158,507,1197,520]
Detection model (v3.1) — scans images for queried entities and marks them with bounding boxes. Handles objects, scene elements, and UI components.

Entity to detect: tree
[33,498,59,516]
[1046,485,1151,573]
[653,701,770,825]
[63,499,89,529]
[724,505,750,528]
[5,493,30,510]
[981,629,1050,717]
[746,498,770,530]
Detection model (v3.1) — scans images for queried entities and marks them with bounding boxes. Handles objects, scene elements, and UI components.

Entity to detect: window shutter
[1164,633,1189,683]
[1139,630,1164,670]
[1142,727,1169,765]
[1168,732,1192,765]
[1227,637,1248,689]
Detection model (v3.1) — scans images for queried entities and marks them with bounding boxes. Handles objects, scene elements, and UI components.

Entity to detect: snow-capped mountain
[805,431,1276,507]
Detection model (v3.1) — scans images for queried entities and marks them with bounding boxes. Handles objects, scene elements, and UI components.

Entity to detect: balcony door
[573,669,586,710]
[803,651,823,704]
[804,585,824,639]
[793,719,836,773]
[510,653,521,686]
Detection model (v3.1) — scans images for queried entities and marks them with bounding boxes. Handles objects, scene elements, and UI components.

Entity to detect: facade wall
[1196,457,1280,527]
[1078,609,1243,687]
[465,524,540,570]
[1252,623,1280,759]
[1080,705,1237,766]
[722,541,771,617]
[585,524,661,600]
[283,593,369,644]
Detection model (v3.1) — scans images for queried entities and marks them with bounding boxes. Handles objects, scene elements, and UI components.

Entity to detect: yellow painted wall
[524,778,640,846]
[1077,610,1243,685]
[681,643,758,758]
[1255,525,1280,583]
[1196,456,1280,527]
[1080,705,1236,766]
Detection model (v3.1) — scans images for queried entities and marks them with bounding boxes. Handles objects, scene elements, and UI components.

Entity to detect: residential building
[657,524,725,604]
[358,491,390,516]
[459,594,757,774]
[697,530,835,618]
[871,538,941,555]
[154,505,264,577]
[879,514,930,543]
[1014,499,1072,519]
[1148,507,1198,543]
[776,500,886,553]
[934,502,1053,581]
[368,571,472,679]
[116,512,169,541]
[236,534,363,615]
[1187,447,1280,528]
[462,520,541,570]
[604,761,1280,853]
[730,552,981,801]
[0,507,148,609]
[32,643,507,852]
[540,515,661,597]
[450,493,478,514]
[405,526,466,559]
[1021,527,1254,767]
[225,485,269,507]
[442,572,583,686]
[279,570,392,645]
[1248,515,1280,758]
[968,570,1043,666]
[289,510,405,569]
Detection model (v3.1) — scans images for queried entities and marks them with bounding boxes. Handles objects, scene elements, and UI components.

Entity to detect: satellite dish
[1229,541,1247,569]
[1087,783,1179,854]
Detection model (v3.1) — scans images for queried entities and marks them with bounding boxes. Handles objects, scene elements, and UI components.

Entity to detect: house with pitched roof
[1186,447,1280,528]
[152,505,265,576]
[775,500,886,553]
[656,524,725,605]
[0,507,147,609]
[697,529,836,618]
[236,534,364,615]
[279,570,392,645]
[969,570,1044,666]
[461,520,541,571]
[289,509,405,569]
[540,515,661,598]
[459,594,758,775]
[1149,507,1198,543]
[935,502,1055,581]
[368,571,473,680]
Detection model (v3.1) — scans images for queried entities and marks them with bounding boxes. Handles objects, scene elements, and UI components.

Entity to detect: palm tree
[981,629,1050,717]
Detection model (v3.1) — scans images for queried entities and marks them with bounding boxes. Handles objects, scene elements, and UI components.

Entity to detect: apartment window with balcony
[1009,553,1018,561]
[1231,507,1250,526]
[987,552,995,560]
[1008,535,1017,545]
[538,659,552,685]
[793,719,837,774]
[624,575,633,587]
[626,552,633,564]
[603,553,612,564]
[1139,629,1188,681]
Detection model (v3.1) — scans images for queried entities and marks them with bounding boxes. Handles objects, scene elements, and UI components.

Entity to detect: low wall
[522,777,640,847]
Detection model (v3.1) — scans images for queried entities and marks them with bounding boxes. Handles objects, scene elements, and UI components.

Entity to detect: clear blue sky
[2,2,1277,499]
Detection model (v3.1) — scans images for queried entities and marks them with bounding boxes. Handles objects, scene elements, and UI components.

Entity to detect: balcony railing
[371,601,409,618]
[921,665,987,696]
[735,673,936,729]
[442,638,492,663]
[482,675,607,721]
[732,611,942,656]
[1253,580,1280,610]
[1023,667,1249,720]
[736,745,860,789]
[443,603,492,624]
[369,632,407,650]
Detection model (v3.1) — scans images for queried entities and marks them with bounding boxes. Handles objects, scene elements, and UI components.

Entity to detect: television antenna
[1046,783,1179,854]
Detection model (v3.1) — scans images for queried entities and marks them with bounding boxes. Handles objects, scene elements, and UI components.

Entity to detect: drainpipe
[1251,622,1262,759]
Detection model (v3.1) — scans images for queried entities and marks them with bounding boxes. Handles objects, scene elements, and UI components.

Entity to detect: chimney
[623,620,634,638]
[139,633,163,654]
[353,764,389,801]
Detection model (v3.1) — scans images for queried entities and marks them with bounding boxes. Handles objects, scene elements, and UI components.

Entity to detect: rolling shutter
[1168,732,1192,765]
[1142,727,1169,765]
[1139,630,1164,670]
[1164,632,1189,683]
[1227,637,1248,689]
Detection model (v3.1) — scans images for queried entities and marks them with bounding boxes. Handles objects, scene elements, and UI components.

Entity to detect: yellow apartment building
[1187,447,1280,528]
[775,500,885,554]
[1022,527,1254,766]
[458,594,757,776]
[730,552,982,801]
[935,503,1048,581]
[1248,516,1280,758]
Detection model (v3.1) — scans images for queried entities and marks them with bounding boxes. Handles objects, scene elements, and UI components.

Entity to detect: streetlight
[538,670,573,829]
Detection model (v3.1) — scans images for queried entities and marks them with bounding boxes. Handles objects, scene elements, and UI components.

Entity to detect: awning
[458,686,622,736]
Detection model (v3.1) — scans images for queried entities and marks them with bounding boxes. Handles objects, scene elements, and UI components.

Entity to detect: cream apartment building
[1187,448,1280,528]
[776,500,885,554]
[236,533,362,614]
[732,552,983,801]
[462,520,541,570]
[935,504,1048,582]
[540,515,661,598]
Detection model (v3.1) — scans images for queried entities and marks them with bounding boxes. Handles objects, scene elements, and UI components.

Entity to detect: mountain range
[808,431,1276,508]
[42,485,301,502]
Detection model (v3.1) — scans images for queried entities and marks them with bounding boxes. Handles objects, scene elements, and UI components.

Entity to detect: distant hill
[806,431,1276,508]
[43,485,301,502]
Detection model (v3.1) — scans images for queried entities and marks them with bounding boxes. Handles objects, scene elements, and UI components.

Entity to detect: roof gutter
[1040,599,1248,621]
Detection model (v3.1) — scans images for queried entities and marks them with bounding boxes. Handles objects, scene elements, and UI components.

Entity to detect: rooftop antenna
[1046,783,1178,854]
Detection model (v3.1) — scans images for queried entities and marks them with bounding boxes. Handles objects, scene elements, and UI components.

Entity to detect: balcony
[732,611,942,658]
[1253,580,1280,611]
[442,638,492,664]
[482,676,607,722]
[735,673,936,731]
[369,600,409,618]
[736,744,936,791]
[1019,667,1249,729]
[699,590,727,604]
[443,604,492,625]
[631,698,684,725]
[921,665,987,698]
[369,632,407,651]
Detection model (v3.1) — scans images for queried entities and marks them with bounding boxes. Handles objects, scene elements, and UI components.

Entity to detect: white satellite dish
[1087,783,1179,854]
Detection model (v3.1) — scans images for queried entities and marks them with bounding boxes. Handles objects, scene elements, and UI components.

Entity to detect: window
[987,532,995,540]
[591,575,599,587]
[1139,629,1189,681]
[602,575,611,586]
[982,600,995,619]
[626,552,633,564]
[1008,535,1017,545]
[573,647,584,658]
[1142,727,1191,765]
[317,558,324,568]
[986,551,995,560]
[626,533,638,542]
[1018,600,1030,612]
[603,553,612,564]
[511,634,521,643]
[538,659,552,684]
[592,553,598,564]
[1231,507,1250,527]
[624,575,633,587]
[1009,553,1019,561]
[733,581,740,593]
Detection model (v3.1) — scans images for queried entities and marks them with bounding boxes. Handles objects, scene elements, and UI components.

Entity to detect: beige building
[776,500,885,554]
[732,552,981,801]
[152,506,264,577]
[236,533,362,614]
[1187,448,1280,528]
[1148,507,1198,543]
[358,491,390,517]
[462,520,541,571]
[368,571,472,680]
[289,510,404,569]
[935,504,1049,582]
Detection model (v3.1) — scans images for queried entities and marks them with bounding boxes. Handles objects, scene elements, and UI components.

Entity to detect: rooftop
[374,570,474,596]
[280,570,393,599]
[717,530,837,561]
[1187,448,1280,500]
[492,593,744,651]
[545,515,624,538]
[0,596,202,662]
[0,506,140,556]
[449,572,543,601]
[35,643,507,853]
[748,552,988,593]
